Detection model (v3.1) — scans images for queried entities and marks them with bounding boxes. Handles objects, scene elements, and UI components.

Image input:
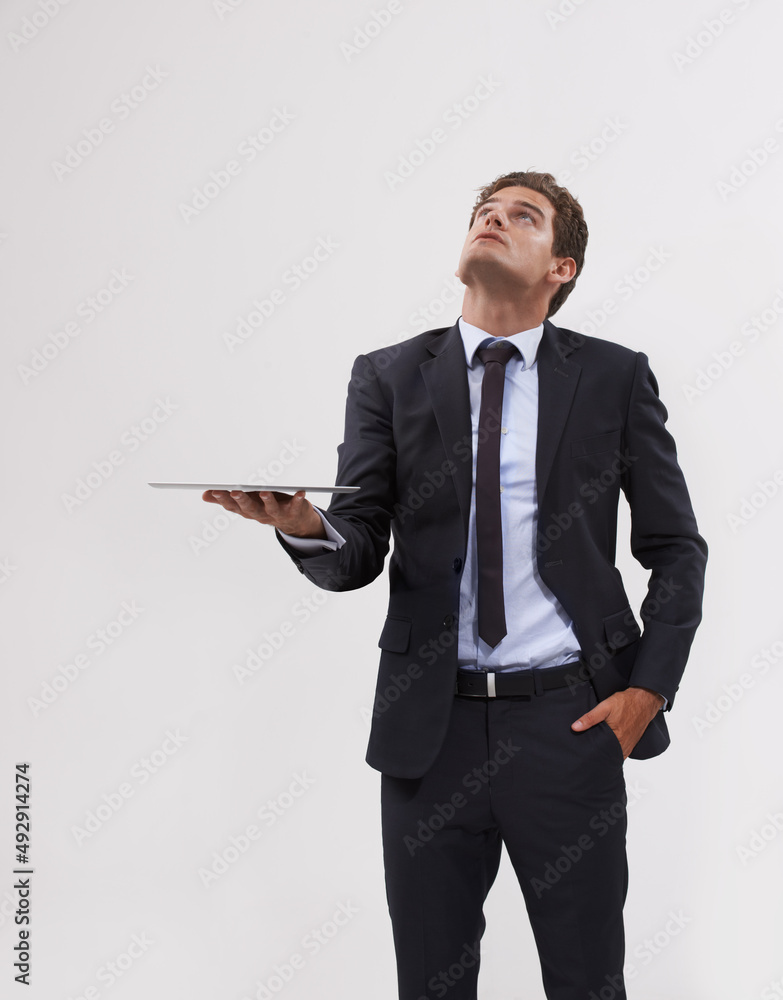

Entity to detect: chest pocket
[570,429,621,458]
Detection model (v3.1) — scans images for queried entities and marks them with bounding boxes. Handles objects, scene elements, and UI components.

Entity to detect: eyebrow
[478,198,546,222]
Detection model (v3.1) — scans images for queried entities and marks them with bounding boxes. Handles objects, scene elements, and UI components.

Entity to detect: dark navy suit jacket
[280,319,708,779]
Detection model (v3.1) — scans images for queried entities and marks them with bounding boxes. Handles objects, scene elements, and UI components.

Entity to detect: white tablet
[148,483,359,494]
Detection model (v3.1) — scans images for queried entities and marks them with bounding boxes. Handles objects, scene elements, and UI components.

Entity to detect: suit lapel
[420,322,473,542]
[536,320,582,502]
[417,318,583,540]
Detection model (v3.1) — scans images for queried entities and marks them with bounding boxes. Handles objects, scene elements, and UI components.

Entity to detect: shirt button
[501,426,508,434]
[499,485,505,493]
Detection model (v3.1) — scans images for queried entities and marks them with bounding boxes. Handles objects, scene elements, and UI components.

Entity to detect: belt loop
[532,668,544,697]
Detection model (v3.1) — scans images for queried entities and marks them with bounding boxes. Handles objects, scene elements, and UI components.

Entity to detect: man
[204,171,707,999]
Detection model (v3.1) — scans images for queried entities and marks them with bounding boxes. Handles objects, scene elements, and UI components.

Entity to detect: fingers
[202,490,239,513]
[254,491,304,527]
[571,699,611,732]
[202,490,240,512]
[233,490,286,522]
[200,489,308,531]
[572,691,645,758]
[201,489,269,521]
[255,491,281,520]
[571,711,595,732]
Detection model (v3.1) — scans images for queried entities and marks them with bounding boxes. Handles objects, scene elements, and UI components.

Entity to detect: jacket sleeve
[621,352,708,706]
[276,352,398,592]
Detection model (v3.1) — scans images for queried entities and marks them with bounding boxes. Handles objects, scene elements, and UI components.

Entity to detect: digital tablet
[148,483,359,494]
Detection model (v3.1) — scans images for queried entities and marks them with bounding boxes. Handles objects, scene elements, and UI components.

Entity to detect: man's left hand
[571,687,665,759]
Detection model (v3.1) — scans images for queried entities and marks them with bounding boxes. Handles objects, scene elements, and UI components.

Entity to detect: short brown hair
[468,170,588,318]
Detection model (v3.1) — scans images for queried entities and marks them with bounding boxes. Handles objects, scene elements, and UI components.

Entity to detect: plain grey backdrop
[2,0,782,997]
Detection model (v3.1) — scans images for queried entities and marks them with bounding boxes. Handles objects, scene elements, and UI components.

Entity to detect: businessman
[204,171,707,999]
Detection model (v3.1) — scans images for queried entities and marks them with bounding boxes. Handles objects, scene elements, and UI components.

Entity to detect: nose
[483,207,504,227]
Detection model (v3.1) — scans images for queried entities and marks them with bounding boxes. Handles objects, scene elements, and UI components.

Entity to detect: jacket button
[452,558,462,572]
[442,614,455,628]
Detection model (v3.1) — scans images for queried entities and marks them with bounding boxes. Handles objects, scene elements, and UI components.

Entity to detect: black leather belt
[455,662,583,698]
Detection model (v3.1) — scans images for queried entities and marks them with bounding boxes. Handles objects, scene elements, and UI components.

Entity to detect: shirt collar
[458,315,545,370]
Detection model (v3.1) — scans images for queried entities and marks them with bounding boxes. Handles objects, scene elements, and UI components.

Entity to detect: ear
[548,256,577,286]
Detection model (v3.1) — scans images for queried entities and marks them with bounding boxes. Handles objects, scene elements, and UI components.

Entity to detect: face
[456,185,571,297]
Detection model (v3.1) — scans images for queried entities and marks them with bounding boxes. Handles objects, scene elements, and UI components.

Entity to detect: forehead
[476,185,554,221]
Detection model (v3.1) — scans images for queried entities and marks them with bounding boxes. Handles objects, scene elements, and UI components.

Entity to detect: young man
[204,171,707,999]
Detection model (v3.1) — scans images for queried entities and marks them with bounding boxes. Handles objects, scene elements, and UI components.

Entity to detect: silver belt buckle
[486,672,497,698]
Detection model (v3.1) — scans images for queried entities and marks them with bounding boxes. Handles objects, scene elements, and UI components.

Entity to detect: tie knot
[476,344,517,368]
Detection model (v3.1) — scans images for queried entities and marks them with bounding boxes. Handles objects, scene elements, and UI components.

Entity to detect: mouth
[474,232,504,245]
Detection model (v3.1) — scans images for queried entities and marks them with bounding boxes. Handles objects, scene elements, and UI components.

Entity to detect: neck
[460,288,548,337]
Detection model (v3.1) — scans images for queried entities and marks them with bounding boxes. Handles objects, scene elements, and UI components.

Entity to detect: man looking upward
[204,171,707,999]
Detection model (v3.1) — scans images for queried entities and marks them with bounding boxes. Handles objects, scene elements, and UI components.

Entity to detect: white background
[2,0,782,997]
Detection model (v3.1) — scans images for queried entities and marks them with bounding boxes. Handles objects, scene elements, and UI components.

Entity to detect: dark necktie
[475,344,517,648]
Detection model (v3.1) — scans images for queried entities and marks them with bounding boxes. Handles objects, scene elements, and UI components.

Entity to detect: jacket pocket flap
[603,608,641,650]
[378,616,412,652]
[571,429,621,457]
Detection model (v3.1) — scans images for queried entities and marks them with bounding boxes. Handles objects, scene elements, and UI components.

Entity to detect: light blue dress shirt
[455,317,581,672]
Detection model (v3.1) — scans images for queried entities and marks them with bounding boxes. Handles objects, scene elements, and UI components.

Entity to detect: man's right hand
[202,490,328,539]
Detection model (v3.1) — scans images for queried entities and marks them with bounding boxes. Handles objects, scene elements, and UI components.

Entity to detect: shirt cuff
[278,508,346,553]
